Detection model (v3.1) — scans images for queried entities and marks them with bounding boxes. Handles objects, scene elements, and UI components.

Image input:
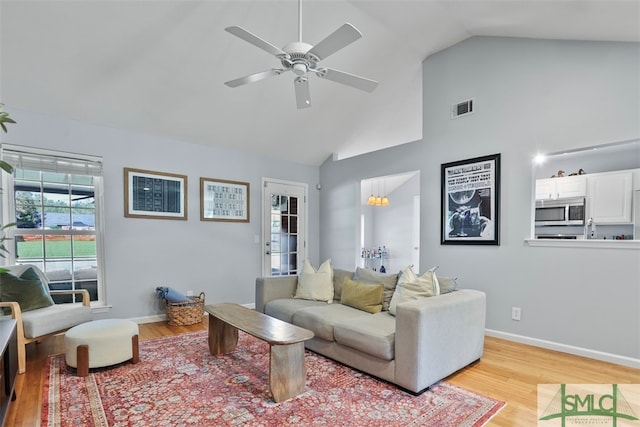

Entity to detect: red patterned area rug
[42,331,505,426]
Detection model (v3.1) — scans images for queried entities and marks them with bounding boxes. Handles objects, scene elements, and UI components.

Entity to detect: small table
[205,303,314,402]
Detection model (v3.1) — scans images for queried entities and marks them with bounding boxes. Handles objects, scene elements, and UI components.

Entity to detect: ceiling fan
[224,0,378,109]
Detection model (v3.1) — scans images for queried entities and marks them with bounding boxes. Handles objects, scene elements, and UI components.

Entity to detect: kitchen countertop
[526,238,640,249]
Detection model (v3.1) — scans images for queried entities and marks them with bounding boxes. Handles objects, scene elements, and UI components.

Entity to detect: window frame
[1,145,106,307]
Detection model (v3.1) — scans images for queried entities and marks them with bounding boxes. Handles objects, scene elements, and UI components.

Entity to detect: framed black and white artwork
[441,153,500,245]
[124,168,187,220]
[200,177,250,222]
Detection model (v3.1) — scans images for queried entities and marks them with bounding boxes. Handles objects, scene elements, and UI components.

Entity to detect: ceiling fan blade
[225,69,286,88]
[225,26,286,57]
[317,68,378,92]
[294,77,311,109]
[308,23,362,61]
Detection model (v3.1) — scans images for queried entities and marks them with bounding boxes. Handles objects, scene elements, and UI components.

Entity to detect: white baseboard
[485,329,640,369]
[129,303,255,325]
[130,314,167,324]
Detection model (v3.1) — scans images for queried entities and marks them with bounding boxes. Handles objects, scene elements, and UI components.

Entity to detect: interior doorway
[359,171,420,273]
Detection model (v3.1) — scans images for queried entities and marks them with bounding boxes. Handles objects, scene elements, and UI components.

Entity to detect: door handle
[266,251,271,255]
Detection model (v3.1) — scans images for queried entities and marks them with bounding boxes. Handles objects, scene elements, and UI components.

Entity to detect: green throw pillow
[340,278,384,314]
[0,269,55,314]
[353,267,398,311]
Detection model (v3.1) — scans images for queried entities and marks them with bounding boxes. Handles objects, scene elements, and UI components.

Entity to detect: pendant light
[367,181,376,205]
[381,179,389,206]
[366,178,390,207]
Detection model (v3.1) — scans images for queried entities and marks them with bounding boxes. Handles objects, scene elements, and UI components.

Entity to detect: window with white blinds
[1,144,102,175]
[1,144,105,305]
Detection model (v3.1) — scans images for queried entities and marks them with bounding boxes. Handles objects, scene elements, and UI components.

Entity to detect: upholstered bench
[64,319,140,376]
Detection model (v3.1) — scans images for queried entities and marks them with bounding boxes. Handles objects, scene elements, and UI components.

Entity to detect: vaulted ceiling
[2,1,638,165]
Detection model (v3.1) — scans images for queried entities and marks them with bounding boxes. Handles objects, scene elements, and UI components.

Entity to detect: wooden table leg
[77,344,89,377]
[269,342,306,403]
[131,335,140,363]
[208,315,238,355]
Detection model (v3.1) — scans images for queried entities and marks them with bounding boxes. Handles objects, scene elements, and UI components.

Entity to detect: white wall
[320,37,640,365]
[1,109,319,320]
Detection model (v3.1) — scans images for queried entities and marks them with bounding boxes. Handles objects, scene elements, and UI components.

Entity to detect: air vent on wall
[451,98,474,119]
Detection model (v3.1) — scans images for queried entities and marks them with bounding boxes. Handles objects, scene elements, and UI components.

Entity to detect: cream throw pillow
[293,259,334,303]
[389,266,440,316]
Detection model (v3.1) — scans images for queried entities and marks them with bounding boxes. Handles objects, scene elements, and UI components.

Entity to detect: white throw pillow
[293,259,334,303]
[389,266,440,316]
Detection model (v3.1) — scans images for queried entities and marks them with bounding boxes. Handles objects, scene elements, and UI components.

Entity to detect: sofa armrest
[255,276,298,313]
[0,301,26,346]
[394,289,486,392]
[50,289,91,306]
[0,301,23,321]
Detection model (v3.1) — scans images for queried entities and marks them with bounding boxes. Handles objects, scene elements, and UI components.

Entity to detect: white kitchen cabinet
[587,171,632,224]
[535,175,587,200]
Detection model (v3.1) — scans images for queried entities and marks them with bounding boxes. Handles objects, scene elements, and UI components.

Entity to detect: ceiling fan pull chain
[298,0,302,43]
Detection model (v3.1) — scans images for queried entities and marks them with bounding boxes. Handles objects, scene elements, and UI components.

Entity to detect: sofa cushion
[332,269,353,301]
[292,304,370,342]
[21,303,92,339]
[293,259,333,303]
[45,269,72,282]
[340,278,384,314]
[353,267,398,311]
[264,298,328,323]
[333,312,396,361]
[74,267,98,280]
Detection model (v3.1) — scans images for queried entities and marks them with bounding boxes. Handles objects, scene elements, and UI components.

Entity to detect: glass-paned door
[263,181,306,276]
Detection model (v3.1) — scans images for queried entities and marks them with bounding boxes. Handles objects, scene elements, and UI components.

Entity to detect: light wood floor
[5,320,639,426]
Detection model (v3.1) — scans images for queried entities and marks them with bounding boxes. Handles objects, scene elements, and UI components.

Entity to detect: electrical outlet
[186,290,194,297]
[512,307,521,321]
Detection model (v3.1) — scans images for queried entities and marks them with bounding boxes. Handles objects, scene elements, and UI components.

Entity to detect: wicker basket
[165,292,205,326]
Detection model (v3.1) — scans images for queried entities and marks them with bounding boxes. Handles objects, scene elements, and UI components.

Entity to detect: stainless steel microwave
[535,197,586,226]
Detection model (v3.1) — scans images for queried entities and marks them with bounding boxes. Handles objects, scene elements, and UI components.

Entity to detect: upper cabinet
[535,175,587,200]
[587,171,632,224]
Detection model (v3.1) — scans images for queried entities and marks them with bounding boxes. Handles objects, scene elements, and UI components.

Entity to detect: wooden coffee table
[205,303,314,402]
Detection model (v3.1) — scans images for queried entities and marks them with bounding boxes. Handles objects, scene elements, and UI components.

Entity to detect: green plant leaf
[0,105,17,132]
[0,160,14,174]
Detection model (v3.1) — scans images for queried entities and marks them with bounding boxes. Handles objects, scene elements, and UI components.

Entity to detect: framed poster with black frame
[441,153,500,245]
[200,177,250,222]
[124,167,187,220]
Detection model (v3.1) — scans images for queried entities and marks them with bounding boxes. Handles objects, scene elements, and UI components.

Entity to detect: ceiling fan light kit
[224,0,378,109]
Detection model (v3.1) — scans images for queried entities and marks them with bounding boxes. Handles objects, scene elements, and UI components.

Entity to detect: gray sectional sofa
[255,268,486,393]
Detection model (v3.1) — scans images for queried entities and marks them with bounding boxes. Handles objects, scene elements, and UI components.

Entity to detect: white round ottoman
[65,319,140,377]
